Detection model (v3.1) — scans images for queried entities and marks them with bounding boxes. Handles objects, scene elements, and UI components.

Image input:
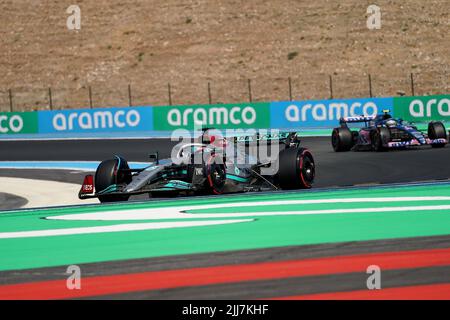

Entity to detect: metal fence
[1,72,449,112]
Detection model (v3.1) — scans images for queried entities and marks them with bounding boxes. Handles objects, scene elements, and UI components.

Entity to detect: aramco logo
[284,101,379,122]
[52,110,141,131]
[0,114,24,133]
[167,106,257,126]
[409,98,450,118]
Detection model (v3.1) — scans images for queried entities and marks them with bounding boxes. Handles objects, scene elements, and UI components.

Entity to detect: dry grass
[0,0,449,111]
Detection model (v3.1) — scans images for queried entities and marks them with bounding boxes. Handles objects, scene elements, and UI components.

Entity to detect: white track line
[0,219,252,239]
[47,197,450,221]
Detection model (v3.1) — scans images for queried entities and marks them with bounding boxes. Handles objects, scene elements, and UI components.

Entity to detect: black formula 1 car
[331,111,448,152]
[79,130,315,203]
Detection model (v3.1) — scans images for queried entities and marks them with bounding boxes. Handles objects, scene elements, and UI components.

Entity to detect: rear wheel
[428,122,447,148]
[95,157,131,203]
[277,147,315,190]
[371,128,390,152]
[331,128,354,152]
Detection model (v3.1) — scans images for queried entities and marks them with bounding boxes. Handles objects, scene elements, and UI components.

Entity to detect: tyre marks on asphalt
[0,192,28,210]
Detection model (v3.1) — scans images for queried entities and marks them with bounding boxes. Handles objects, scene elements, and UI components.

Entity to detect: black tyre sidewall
[428,122,446,139]
[332,128,353,152]
[95,158,131,203]
[277,147,315,189]
[371,131,381,151]
[428,122,447,148]
[299,150,315,189]
[372,128,390,152]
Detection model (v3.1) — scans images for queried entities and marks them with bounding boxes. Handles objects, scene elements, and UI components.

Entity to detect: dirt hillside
[0,0,449,111]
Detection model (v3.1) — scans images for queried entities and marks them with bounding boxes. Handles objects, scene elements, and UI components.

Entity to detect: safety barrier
[0,95,448,137]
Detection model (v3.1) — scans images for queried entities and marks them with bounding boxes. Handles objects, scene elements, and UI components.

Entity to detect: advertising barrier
[153,103,270,130]
[37,106,153,134]
[393,95,450,122]
[0,112,38,134]
[270,97,394,129]
[0,95,448,138]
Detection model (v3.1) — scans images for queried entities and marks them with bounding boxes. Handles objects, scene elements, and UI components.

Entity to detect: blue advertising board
[270,97,394,128]
[0,97,408,139]
[38,106,153,134]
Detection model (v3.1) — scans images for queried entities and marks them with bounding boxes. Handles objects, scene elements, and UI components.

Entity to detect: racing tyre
[331,128,354,152]
[277,147,315,190]
[204,154,227,195]
[371,128,390,152]
[428,122,447,148]
[95,157,132,203]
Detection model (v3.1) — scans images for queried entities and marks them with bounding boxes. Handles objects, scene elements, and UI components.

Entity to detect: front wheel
[277,147,315,190]
[371,128,390,152]
[95,157,131,203]
[428,121,447,148]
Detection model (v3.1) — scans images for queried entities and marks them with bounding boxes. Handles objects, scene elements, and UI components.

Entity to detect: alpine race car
[78,130,315,203]
[331,111,448,152]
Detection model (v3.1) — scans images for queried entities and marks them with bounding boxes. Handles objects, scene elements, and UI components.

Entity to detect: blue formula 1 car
[331,111,448,152]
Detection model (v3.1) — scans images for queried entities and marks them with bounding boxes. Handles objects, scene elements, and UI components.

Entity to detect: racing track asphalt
[1,136,450,188]
[1,136,450,299]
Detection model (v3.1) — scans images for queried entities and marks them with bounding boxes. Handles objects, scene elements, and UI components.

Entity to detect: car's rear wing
[340,115,377,123]
[233,131,299,143]
[339,115,376,125]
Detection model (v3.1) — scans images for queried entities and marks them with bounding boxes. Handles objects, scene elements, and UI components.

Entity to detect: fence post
[288,77,293,101]
[8,89,13,112]
[329,75,333,99]
[48,87,53,110]
[128,84,132,107]
[247,79,253,102]
[208,82,212,104]
[368,74,373,98]
[168,83,172,106]
[410,73,415,96]
[88,86,93,109]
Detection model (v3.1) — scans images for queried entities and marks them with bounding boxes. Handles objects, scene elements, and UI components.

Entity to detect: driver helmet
[385,119,397,127]
[202,128,225,147]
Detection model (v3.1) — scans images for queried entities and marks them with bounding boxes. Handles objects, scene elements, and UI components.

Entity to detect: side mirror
[149,152,159,165]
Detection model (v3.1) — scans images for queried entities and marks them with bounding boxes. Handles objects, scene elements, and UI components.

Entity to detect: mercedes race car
[331,111,448,152]
[79,130,315,203]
